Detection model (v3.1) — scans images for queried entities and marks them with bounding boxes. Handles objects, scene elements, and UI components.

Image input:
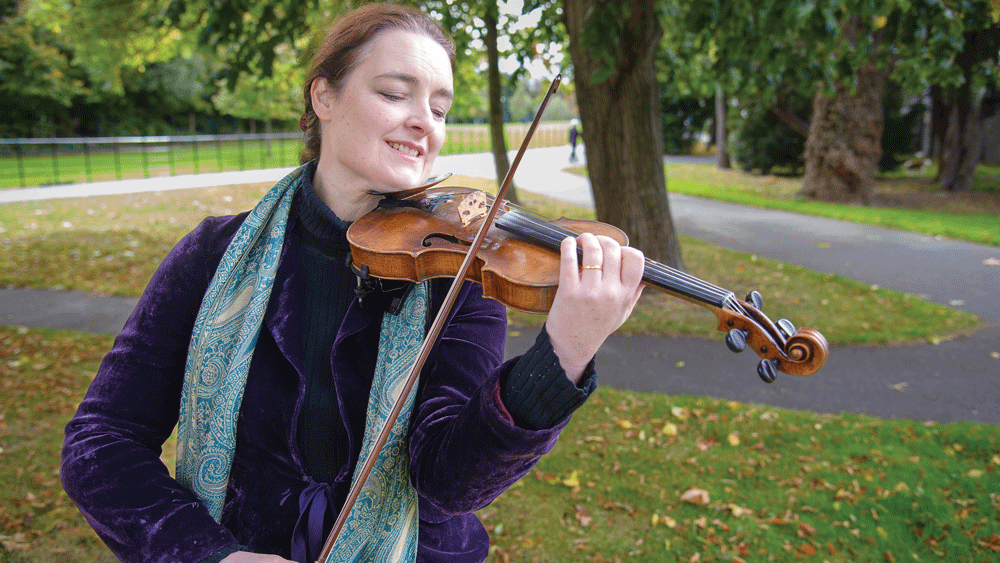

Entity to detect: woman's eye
[432,108,447,120]
[380,92,404,102]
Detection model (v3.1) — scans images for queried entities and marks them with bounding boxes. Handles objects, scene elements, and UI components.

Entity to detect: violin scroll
[715,289,828,381]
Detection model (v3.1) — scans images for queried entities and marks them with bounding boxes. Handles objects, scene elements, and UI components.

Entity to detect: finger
[559,236,580,289]
[621,247,646,311]
[576,232,603,276]
[620,246,645,290]
[595,235,623,283]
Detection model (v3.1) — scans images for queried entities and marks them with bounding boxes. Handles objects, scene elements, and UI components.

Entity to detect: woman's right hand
[221,552,295,563]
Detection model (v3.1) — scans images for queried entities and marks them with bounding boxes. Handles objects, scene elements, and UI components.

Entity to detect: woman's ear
[311,78,334,121]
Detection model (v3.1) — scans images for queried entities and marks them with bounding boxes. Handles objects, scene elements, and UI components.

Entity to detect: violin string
[496,209,763,331]
[496,210,734,306]
[498,209,732,303]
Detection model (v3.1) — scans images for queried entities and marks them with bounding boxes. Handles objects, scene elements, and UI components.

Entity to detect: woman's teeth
[388,141,419,157]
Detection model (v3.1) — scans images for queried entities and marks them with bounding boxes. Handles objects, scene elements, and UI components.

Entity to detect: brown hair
[300,3,456,163]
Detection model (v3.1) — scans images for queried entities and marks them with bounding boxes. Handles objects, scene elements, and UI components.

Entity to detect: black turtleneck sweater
[293,170,596,485]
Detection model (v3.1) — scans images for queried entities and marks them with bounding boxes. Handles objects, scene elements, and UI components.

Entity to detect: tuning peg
[725,328,747,353]
[745,290,763,310]
[776,318,796,340]
[757,359,777,383]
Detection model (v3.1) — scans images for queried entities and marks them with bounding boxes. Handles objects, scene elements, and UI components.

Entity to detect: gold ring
[582,265,602,270]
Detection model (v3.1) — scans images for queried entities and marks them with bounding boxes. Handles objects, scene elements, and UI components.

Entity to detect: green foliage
[879,81,925,172]
[659,96,711,155]
[0,9,92,137]
[672,0,999,104]
[729,102,806,175]
[161,0,323,90]
[27,0,195,94]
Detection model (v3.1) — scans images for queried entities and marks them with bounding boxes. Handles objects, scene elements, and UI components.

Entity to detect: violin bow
[316,75,562,561]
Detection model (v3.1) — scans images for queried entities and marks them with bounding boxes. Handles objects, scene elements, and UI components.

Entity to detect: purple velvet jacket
[61,201,572,563]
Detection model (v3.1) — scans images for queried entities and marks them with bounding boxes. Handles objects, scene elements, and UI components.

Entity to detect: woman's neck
[311,164,381,222]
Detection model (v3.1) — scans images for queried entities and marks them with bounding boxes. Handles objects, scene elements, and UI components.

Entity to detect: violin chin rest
[371,173,454,200]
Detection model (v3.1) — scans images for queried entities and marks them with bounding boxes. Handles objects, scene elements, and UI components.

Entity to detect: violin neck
[495,210,734,309]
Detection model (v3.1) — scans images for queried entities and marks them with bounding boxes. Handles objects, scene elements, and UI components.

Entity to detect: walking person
[568,118,581,163]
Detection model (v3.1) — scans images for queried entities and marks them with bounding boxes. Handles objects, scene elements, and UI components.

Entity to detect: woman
[61,4,644,563]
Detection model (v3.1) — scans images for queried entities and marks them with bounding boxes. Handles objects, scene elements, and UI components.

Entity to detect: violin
[347,186,828,380]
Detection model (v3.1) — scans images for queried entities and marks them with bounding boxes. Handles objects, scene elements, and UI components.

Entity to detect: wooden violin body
[348,186,828,379]
[349,187,625,314]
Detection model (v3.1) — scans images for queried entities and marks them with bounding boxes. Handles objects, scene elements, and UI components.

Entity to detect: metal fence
[0,133,302,189]
[0,123,572,190]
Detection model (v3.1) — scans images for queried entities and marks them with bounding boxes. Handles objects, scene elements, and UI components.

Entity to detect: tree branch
[769,103,810,138]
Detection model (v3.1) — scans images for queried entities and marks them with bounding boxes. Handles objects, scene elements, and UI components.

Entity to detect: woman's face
[312,29,453,201]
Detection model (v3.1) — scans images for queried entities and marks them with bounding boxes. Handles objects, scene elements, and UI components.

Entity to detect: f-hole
[422,233,471,248]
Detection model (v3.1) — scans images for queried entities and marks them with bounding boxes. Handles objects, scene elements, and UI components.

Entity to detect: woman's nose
[406,102,435,136]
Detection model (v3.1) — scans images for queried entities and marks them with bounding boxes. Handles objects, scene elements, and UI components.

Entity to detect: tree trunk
[563,0,684,269]
[715,85,730,169]
[930,86,949,172]
[939,85,987,191]
[484,6,519,204]
[799,66,886,203]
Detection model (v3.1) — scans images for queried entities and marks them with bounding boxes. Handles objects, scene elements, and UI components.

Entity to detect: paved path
[2,146,998,425]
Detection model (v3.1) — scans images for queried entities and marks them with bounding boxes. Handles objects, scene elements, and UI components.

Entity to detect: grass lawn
[1,325,998,562]
[653,162,999,247]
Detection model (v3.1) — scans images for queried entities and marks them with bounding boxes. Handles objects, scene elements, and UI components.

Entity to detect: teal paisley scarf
[175,164,424,562]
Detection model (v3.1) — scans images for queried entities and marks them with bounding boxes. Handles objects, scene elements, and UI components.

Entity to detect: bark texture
[563,0,684,269]
[939,86,988,192]
[799,66,886,203]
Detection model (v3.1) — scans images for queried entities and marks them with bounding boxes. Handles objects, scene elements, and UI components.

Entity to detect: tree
[678,0,999,202]
[935,24,1000,191]
[482,3,519,204]
[563,0,685,268]
[421,0,568,204]
[0,3,92,136]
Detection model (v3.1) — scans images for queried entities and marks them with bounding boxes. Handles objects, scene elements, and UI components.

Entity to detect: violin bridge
[457,191,490,227]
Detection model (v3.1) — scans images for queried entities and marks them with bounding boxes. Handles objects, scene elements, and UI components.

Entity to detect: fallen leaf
[727,431,741,446]
[562,471,580,488]
[671,406,689,421]
[680,488,710,505]
[726,504,753,518]
[661,422,679,436]
[983,257,1000,266]
[798,544,816,555]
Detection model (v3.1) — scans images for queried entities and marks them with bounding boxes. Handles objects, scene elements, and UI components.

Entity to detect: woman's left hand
[544,233,645,383]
